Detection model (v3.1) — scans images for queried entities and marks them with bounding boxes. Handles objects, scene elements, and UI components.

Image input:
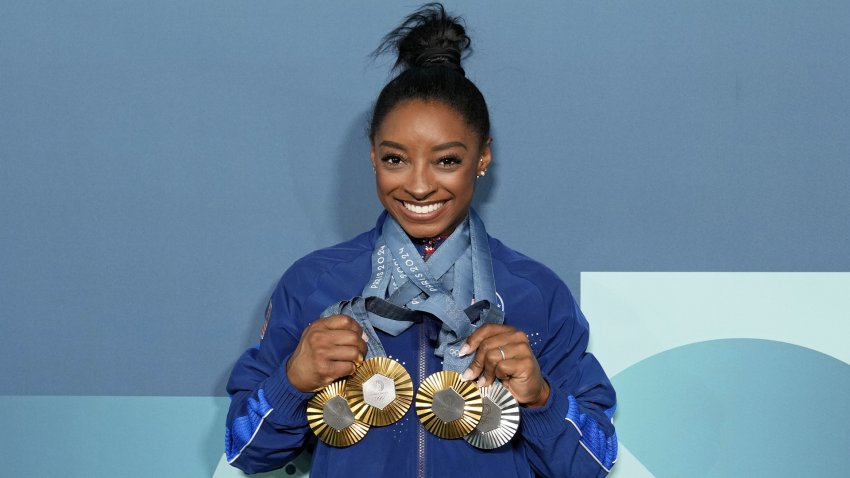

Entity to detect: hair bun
[413,46,462,72]
[375,3,471,75]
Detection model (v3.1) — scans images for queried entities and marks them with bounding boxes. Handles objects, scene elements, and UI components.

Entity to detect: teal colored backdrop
[2,1,848,476]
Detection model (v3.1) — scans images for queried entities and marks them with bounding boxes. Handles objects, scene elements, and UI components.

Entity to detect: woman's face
[370,99,491,239]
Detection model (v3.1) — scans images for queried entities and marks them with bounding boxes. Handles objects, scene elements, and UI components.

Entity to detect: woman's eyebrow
[379,140,407,150]
[433,141,467,152]
[378,140,467,152]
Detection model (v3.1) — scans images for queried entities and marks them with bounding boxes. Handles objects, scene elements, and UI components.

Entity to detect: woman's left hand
[460,324,550,408]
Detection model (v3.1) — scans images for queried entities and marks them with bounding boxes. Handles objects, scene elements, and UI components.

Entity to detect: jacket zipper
[417,321,427,478]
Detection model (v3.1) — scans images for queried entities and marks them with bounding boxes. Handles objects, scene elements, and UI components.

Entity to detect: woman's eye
[380,154,404,165]
[437,156,462,167]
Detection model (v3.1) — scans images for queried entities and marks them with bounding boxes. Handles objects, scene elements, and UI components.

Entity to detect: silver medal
[464,380,520,449]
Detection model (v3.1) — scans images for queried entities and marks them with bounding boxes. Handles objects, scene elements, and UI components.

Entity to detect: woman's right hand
[286,314,368,393]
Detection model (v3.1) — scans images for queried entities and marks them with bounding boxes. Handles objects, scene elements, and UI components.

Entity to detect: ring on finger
[498,346,506,362]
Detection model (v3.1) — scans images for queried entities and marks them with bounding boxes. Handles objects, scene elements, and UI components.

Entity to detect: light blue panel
[585,272,850,477]
[1,396,228,477]
[611,339,850,477]
[581,272,850,376]
[0,395,314,478]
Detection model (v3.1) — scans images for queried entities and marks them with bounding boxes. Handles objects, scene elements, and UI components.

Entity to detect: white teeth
[403,201,445,214]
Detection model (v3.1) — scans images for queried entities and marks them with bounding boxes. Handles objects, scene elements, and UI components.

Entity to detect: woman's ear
[477,138,492,176]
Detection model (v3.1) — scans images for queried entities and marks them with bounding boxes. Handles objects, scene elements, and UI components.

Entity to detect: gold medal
[415,370,483,439]
[464,380,520,449]
[347,357,414,426]
[307,379,370,447]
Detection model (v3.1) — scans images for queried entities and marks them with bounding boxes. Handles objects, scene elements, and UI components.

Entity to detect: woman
[225,4,617,477]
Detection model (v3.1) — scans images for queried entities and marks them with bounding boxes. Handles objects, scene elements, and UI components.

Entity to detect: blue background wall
[1,1,848,476]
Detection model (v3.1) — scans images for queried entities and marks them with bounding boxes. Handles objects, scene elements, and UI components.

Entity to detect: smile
[402,201,446,214]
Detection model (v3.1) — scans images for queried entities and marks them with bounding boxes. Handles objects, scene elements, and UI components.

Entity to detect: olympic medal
[415,370,483,439]
[347,357,414,426]
[307,379,370,447]
[464,380,520,449]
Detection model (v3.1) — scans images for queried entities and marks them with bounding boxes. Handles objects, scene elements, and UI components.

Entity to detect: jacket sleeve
[224,271,316,474]
[520,279,618,478]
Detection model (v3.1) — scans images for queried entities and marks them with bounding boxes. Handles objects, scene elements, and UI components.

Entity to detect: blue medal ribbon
[321,209,503,373]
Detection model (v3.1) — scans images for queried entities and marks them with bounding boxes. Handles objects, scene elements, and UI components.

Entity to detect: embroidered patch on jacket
[260,300,272,340]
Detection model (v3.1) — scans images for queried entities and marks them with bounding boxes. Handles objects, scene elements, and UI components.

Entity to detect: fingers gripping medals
[462,343,520,449]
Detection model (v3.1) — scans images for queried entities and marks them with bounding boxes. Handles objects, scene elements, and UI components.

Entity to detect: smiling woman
[371,100,491,239]
[224,3,617,477]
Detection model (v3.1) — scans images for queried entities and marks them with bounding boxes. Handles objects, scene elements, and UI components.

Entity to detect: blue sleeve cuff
[519,379,573,439]
[261,355,315,426]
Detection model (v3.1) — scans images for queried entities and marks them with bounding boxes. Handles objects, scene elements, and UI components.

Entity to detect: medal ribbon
[320,209,504,372]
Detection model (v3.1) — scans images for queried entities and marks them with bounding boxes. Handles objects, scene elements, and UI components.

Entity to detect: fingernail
[361,332,369,343]
[476,376,486,388]
[461,368,474,381]
[458,343,471,357]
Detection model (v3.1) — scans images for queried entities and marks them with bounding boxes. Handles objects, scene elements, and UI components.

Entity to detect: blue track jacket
[225,214,617,477]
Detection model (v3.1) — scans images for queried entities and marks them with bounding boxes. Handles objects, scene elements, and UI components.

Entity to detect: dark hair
[369,3,490,145]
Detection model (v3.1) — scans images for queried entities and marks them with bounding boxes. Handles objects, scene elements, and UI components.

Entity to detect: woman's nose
[404,163,435,200]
